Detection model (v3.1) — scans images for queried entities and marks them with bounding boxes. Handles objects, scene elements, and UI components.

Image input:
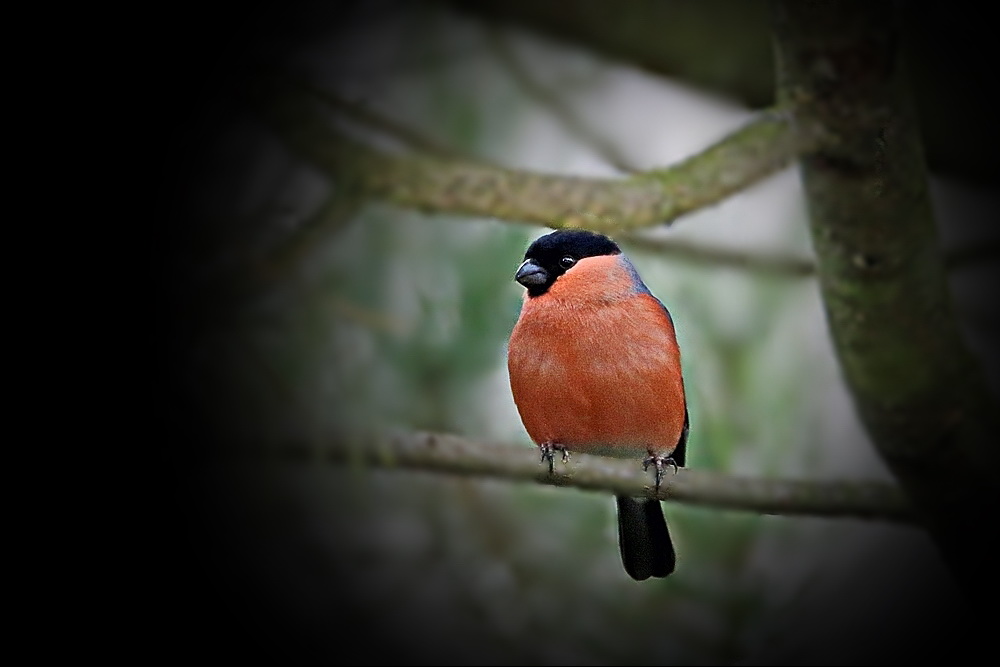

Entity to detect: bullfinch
[507,229,689,580]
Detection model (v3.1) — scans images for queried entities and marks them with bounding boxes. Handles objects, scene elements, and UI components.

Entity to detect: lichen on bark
[772,0,999,605]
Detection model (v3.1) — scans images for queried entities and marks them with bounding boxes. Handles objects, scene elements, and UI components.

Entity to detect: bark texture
[772,0,999,606]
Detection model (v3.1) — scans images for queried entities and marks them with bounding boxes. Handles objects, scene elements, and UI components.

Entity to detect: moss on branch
[772,0,1000,605]
[246,75,823,231]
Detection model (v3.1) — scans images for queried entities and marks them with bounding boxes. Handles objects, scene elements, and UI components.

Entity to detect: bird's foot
[540,443,570,475]
[643,454,678,490]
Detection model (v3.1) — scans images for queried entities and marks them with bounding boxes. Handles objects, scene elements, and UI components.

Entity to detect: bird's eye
[559,256,577,269]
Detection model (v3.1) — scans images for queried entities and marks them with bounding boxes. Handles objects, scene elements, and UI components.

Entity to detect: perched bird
[507,229,689,580]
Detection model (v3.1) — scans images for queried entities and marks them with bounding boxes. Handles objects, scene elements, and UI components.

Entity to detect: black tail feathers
[615,495,676,580]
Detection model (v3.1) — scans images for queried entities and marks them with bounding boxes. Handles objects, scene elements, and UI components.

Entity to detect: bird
[506,228,689,580]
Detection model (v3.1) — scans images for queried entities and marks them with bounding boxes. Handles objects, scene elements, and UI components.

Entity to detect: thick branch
[246,76,824,231]
[243,430,915,523]
[302,83,994,278]
[772,1,1000,605]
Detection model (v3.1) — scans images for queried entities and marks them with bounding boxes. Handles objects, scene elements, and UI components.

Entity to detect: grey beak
[515,260,548,287]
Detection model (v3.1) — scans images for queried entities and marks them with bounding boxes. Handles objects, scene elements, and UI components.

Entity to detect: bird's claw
[643,455,678,490]
[540,443,569,475]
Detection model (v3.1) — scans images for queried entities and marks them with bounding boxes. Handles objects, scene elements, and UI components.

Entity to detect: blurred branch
[772,1,1000,606]
[621,234,815,278]
[486,25,640,174]
[259,190,364,280]
[245,429,916,524]
[622,233,995,277]
[297,81,483,164]
[246,73,826,231]
[447,0,1000,187]
[446,0,776,107]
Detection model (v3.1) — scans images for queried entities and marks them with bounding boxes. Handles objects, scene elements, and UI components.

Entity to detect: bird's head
[515,229,622,297]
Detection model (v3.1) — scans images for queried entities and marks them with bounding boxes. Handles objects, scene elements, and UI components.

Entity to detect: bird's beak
[515,260,548,287]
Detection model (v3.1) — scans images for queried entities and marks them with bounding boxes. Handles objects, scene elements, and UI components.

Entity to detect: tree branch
[294,81,996,279]
[242,429,916,523]
[297,81,828,276]
[245,74,825,231]
[772,0,1000,605]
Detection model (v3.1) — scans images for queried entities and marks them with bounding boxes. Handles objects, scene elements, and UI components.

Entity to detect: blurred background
[148,1,999,664]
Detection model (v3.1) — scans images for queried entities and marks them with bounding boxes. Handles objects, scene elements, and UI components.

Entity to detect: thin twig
[622,234,816,277]
[297,80,482,164]
[239,429,916,524]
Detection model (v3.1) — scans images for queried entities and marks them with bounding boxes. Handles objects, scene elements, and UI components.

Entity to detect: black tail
[615,495,675,580]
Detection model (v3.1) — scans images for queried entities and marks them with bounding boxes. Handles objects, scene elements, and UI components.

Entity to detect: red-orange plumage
[507,254,686,460]
[507,229,687,580]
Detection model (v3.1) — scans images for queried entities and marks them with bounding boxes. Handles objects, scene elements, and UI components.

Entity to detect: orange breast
[507,256,686,459]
